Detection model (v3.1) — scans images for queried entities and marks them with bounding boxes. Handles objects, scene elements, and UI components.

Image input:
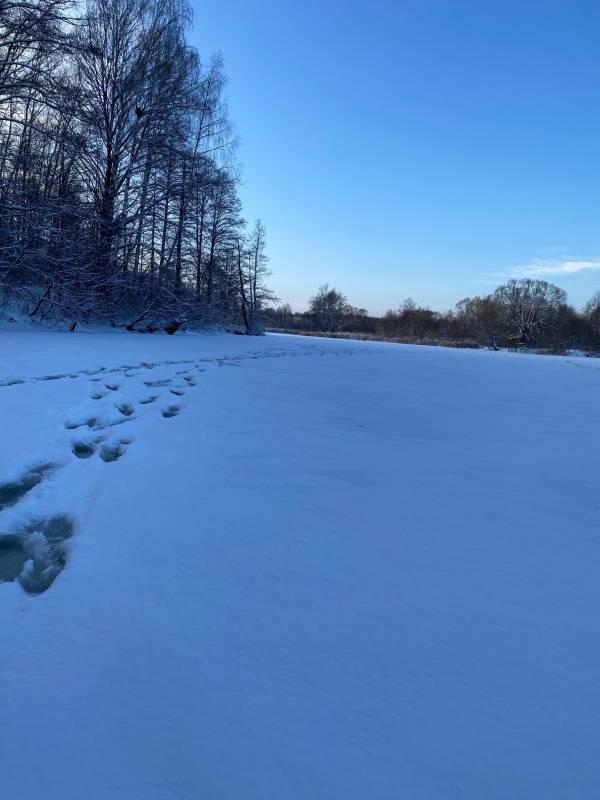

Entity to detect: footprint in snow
[144,379,171,388]
[72,438,98,459]
[162,404,181,418]
[99,441,126,463]
[38,373,70,382]
[0,463,58,512]
[65,415,99,430]
[0,514,75,595]
[0,377,26,387]
[115,402,134,417]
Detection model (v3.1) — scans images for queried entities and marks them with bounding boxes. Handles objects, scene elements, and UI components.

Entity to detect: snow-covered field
[1,329,599,799]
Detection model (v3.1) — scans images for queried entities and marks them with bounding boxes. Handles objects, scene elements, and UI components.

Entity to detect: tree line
[0,0,271,331]
[267,280,600,353]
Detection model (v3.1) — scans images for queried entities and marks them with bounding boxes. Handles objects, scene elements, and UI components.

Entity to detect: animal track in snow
[105,382,120,392]
[162,404,181,418]
[139,395,158,405]
[0,514,75,594]
[115,402,135,417]
[169,388,185,396]
[0,463,57,512]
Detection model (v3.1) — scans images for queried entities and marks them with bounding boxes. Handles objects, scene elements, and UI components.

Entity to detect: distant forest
[0,0,271,332]
[266,281,600,354]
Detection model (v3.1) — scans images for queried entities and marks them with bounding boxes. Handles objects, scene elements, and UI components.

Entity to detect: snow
[1,329,599,799]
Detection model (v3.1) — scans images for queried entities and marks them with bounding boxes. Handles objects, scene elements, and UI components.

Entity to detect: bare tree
[246,218,271,313]
[308,284,351,332]
[492,279,566,345]
[455,296,504,348]
[0,0,271,330]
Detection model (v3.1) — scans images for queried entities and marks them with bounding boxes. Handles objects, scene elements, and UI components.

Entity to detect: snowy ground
[1,329,599,799]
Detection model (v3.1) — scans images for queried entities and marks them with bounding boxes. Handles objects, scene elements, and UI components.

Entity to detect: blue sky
[191,0,600,315]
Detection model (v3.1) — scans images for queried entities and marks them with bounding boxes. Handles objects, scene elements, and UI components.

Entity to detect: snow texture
[1,329,599,798]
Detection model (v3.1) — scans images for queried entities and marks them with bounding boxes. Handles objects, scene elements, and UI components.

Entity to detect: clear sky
[190,0,600,315]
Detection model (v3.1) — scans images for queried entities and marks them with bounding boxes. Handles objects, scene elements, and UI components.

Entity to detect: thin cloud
[489,259,600,280]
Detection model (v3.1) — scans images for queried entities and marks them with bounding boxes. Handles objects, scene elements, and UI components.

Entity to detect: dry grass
[265,328,482,350]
